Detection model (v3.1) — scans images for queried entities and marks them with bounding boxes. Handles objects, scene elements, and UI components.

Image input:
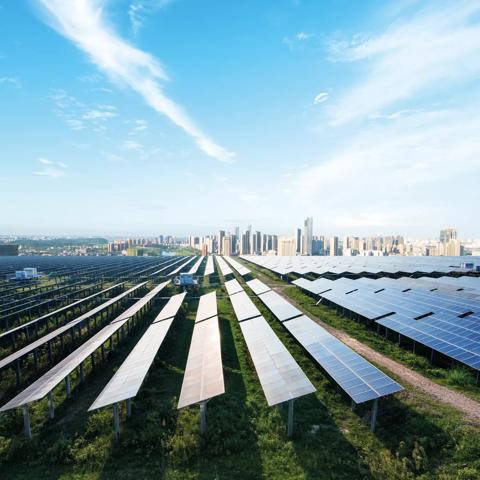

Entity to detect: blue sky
[1,0,479,238]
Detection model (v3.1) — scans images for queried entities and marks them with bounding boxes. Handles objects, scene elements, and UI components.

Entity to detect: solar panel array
[178,292,225,408]
[226,281,315,406]
[0,281,170,412]
[0,282,147,371]
[90,292,186,411]
[222,256,251,276]
[246,279,403,403]
[242,255,480,276]
[293,276,480,371]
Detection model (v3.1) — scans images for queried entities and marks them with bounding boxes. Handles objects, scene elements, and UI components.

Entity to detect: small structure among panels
[178,291,224,433]
[226,280,315,436]
[89,292,187,439]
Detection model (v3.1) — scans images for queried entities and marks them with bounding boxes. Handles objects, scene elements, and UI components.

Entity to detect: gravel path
[266,283,480,424]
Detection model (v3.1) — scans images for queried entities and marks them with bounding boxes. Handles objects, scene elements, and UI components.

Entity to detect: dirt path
[265,283,480,424]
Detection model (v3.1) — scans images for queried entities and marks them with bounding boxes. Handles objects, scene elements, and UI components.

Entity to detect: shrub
[446,368,474,387]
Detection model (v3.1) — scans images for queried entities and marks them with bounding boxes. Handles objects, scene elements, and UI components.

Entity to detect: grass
[0,276,479,479]
[240,259,480,403]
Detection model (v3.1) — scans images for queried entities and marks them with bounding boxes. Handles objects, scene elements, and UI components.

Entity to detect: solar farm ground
[0,262,479,479]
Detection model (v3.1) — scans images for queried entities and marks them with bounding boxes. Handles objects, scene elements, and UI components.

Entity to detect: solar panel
[254,289,302,322]
[0,281,170,412]
[377,314,480,370]
[178,292,224,409]
[215,256,233,277]
[169,257,197,275]
[239,315,316,406]
[89,292,186,411]
[0,282,147,371]
[224,279,243,296]
[204,256,215,276]
[284,316,403,403]
[229,290,261,321]
[188,256,205,274]
[222,256,251,276]
[196,291,217,322]
[246,278,271,296]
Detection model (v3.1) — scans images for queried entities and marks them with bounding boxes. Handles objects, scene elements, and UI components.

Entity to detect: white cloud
[34,158,68,178]
[128,118,148,135]
[128,0,174,34]
[326,2,480,125]
[122,139,142,151]
[291,107,480,231]
[0,77,21,88]
[282,32,314,50]
[102,151,125,163]
[313,92,328,104]
[37,0,234,163]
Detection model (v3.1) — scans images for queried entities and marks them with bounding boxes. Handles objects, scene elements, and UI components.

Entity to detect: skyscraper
[440,227,457,244]
[329,236,339,256]
[294,228,302,255]
[302,217,313,255]
[218,230,225,254]
[278,236,296,256]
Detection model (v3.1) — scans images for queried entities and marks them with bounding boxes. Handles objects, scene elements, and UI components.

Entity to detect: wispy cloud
[36,0,234,162]
[34,157,68,178]
[50,89,117,133]
[313,92,328,104]
[0,76,21,89]
[326,2,480,125]
[128,0,175,34]
[282,32,314,50]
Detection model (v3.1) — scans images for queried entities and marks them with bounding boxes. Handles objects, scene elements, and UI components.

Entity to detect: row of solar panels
[293,276,480,371]
[0,257,191,353]
[243,279,404,404]
[241,255,480,276]
[0,256,186,325]
[1,279,226,439]
[225,275,403,405]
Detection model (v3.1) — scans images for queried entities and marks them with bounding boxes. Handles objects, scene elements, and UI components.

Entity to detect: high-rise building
[278,236,296,256]
[222,236,232,256]
[440,227,457,244]
[218,230,225,254]
[294,228,302,255]
[329,236,339,256]
[302,217,313,255]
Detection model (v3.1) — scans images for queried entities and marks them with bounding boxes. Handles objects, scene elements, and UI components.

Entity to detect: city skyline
[1,1,480,236]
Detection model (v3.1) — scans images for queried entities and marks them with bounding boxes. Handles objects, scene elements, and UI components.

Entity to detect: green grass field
[0,276,479,479]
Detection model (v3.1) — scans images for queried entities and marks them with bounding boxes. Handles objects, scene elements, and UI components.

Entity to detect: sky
[1,0,480,238]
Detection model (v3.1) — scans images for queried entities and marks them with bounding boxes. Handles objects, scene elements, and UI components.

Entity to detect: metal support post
[126,398,132,417]
[47,391,55,419]
[370,398,379,432]
[80,362,85,383]
[200,401,207,434]
[23,405,32,438]
[65,374,71,399]
[113,403,120,442]
[287,399,294,437]
[15,359,21,387]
